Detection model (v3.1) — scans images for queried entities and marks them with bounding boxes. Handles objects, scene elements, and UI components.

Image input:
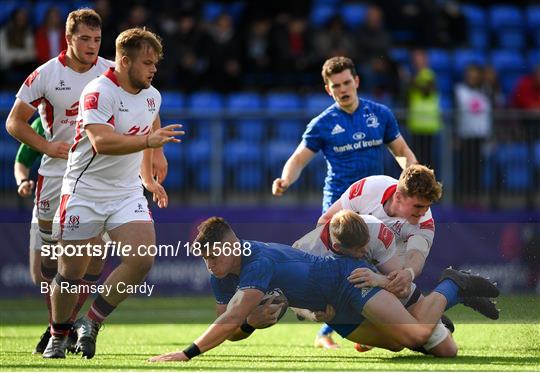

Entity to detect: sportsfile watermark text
[40,241,253,260]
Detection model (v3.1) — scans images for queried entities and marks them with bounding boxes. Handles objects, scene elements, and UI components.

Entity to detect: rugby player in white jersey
[6,9,115,354]
[43,27,183,359]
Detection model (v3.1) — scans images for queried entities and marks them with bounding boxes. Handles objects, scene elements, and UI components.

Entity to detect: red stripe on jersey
[420,218,435,231]
[377,224,394,249]
[42,98,54,137]
[70,120,83,152]
[349,178,366,200]
[35,175,44,211]
[107,115,115,126]
[30,97,42,108]
[58,194,71,238]
[319,221,339,254]
[24,70,39,87]
[381,185,397,205]
[103,68,120,86]
[58,50,67,67]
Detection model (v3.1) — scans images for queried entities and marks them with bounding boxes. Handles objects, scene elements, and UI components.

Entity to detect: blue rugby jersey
[302,99,401,211]
[210,240,381,334]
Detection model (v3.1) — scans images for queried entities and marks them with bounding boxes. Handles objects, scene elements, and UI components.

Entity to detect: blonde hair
[65,8,101,36]
[115,27,163,61]
[330,210,369,250]
[398,164,443,202]
[321,56,357,84]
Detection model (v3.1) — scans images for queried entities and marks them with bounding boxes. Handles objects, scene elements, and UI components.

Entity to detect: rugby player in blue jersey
[149,216,499,362]
[273,56,418,348]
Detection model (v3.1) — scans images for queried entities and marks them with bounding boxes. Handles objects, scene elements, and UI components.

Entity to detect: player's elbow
[6,117,19,138]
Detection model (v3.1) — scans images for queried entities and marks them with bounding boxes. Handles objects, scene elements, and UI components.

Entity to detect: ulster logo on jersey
[331,124,345,135]
[147,98,156,113]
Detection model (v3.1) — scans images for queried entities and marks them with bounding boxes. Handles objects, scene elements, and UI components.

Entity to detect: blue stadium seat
[428,49,452,73]
[264,140,296,173]
[527,5,540,30]
[461,5,487,28]
[389,48,410,67]
[161,146,183,188]
[223,140,263,191]
[226,92,262,113]
[489,5,524,30]
[304,93,334,115]
[439,94,453,111]
[0,91,15,111]
[187,92,223,114]
[160,91,184,110]
[501,72,524,97]
[265,93,301,113]
[202,2,224,22]
[310,4,337,27]
[495,29,526,50]
[490,50,527,74]
[32,2,70,27]
[183,139,211,191]
[453,49,487,77]
[469,28,488,50]
[495,143,532,191]
[274,120,304,141]
[233,120,265,142]
[436,72,454,95]
[0,1,19,26]
[529,50,540,70]
[340,3,366,29]
[534,141,540,169]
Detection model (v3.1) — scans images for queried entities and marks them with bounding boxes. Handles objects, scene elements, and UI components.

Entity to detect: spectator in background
[242,17,273,90]
[510,65,540,140]
[357,5,391,64]
[118,3,155,33]
[0,7,36,87]
[407,49,442,169]
[93,0,117,59]
[34,6,67,64]
[312,15,357,66]
[454,64,492,198]
[436,1,467,48]
[206,12,242,92]
[361,54,402,107]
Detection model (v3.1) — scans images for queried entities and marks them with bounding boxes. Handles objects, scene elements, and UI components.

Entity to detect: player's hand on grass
[313,304,335,323]
[148,351,189,362]
[247,295,282,328]
[147,124,184,148]
[45,141,70,159]
[17,179,34,197]
[348,268,389,289]
[143,180,168,208]
[152,148,168,182]
[272,178,289,196]
[385,269,413,296]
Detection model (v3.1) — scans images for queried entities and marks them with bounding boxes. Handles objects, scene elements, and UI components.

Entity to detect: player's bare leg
[75,221,155,359]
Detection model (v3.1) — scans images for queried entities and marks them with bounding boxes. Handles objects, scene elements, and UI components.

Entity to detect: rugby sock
[87,295,116,324]
[41,264,56,324]
[50,322,72,337]
[318,324,334,337]
[69,273,101,323]
[434,279,462,310]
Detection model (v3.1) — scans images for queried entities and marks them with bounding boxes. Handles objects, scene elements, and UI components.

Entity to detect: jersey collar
[319,221,340,255]
[58,50,99,67]
[103,67,120,86]
[381,184,397,205]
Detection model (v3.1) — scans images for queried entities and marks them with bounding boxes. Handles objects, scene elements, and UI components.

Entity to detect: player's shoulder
[94,57,115,71]
[359,98,394,118]
[310,103,340,125]
[364,175,397,192]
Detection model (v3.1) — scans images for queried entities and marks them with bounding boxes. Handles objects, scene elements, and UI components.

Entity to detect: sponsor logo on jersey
[119,100,128,112]
[55,80,71,91]
[147,98,156,113]
[420,218,435,232]
[365,113,380,128]
[65,101,79,117]
[24,70,39,87]
[389,221,404,236]
[83,92,100,110]
[331,124,345,135]
[66,215,80,230]
[352,131,366,140]
[349,179,366,199]
[332,138,383,153]
[134,203,146,213]
[377,224,394,249]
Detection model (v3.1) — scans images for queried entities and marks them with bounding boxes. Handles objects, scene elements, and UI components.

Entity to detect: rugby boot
[438,268,499,298]
[463,296,499,320]
[42,335,67,359]
[33,325,51,354]
[74,316,101,359]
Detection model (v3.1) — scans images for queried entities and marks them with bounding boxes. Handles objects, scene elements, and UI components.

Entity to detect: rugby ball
[258,288,289,328]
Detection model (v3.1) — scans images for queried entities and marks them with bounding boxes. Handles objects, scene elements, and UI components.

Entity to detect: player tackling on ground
[43,27,183,359]
[149,216,499,362]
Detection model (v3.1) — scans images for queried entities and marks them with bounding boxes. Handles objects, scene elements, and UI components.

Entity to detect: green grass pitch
[1,295,539,371]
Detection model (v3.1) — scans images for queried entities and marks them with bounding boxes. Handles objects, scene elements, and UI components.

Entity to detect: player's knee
[399,328,430,349]
[57,264,86,280]
[130,255,154,275]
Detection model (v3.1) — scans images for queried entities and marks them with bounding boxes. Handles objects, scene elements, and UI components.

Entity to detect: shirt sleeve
[15,117,44,168]
[381,105,401,144]
[237,258,274,293]
[16,68,44,110]
[339,178,366,211]
[210,275,237,305]
[80,88,115,129]
[301,117,323,153]
[370,223,396,266]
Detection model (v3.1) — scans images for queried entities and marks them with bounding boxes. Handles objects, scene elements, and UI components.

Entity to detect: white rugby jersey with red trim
[293,214,396,266]
[62,68,161,201]
[16,51,114,177]
[339,175,435,257]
